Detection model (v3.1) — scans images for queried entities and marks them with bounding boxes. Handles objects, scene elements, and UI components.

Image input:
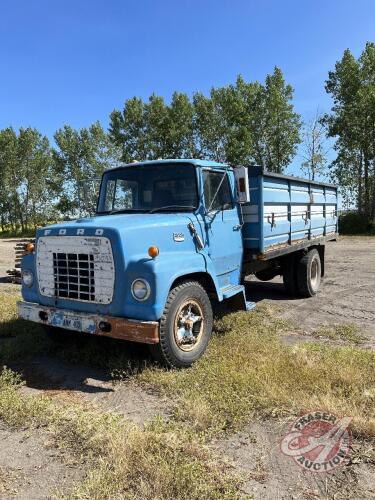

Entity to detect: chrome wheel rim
[310,257,320,291]
[174,299,204,352]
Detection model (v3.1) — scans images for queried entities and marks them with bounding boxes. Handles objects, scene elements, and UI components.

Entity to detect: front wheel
[149,281,213,368]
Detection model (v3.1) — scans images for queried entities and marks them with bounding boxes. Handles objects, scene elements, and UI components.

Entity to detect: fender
[20,253,39,303]
[123,250,222,321]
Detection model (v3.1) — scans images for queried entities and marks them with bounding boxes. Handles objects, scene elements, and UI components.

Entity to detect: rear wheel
[149,281,213,368]
[296,248,322,297]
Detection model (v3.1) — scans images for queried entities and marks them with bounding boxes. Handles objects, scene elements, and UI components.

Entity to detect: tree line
[109,67,300,171]
[324,42,375,220]
[0,43,374,232]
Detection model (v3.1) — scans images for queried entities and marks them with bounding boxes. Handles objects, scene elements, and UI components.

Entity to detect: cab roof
[105,158,229,174]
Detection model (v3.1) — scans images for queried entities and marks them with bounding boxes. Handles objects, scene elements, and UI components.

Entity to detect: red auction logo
[280,411,352,472]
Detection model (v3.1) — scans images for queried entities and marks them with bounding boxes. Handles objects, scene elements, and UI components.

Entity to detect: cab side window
[203,171,233,212]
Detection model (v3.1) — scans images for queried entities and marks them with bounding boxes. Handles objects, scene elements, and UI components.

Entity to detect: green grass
[0,291,244,498]
[0,229,37,239]
[138,305,375,439]
[311,324,368,345]
[0,368,242,499]
[0,288,19,326]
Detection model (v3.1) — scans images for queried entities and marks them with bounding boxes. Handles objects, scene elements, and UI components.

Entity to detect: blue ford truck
[18,159,338,367]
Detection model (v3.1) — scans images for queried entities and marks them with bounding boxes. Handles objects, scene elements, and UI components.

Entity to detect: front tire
[149,281,213,368]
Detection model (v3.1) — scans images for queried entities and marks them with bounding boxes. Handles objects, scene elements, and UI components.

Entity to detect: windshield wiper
[149,205,196,214]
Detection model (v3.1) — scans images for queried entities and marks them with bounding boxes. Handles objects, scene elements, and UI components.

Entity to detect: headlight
[131,279,151,301]
[22,270,34,287]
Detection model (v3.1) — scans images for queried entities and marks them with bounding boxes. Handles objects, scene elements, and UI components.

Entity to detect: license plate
[50,311,82,331]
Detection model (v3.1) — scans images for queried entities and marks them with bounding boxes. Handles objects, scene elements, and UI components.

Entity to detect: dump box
[242,167,338,255]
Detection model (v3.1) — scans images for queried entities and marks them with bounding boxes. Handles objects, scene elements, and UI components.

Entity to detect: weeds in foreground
[139,306,375,439]
[311,324,368,345]
[0,368,243,499]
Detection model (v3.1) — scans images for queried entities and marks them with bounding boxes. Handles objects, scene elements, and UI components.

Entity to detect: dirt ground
[0,423,84,499]
[213,420,375,500]
[0,236,374,499]
[0,239,18,285]
[245,236,375,345]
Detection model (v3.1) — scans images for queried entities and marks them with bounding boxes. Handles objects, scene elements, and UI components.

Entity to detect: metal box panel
[242,170,338,254]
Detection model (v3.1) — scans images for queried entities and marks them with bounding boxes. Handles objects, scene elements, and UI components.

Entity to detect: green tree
[325,43,375,218]
[0,128,18,230]
[258,67,301,172]
[206,80,253,165]
[110,71,300,172]
[144,94,170,158]
[110,93,196,161]
[0,127,55,231]
[193,91,227,162]
[54,122,121,216]
[17,128,56,230]
[166,92,195,157]
[109,97,148,162]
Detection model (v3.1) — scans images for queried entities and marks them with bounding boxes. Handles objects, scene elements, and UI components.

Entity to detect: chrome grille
[53,252,95,301]
[37,236,115,304]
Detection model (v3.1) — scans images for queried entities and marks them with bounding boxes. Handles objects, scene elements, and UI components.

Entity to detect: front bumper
[18,301,159,344]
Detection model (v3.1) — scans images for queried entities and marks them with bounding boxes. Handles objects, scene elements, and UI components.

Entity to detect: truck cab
[19,160,248,367]
[18,159,337,367]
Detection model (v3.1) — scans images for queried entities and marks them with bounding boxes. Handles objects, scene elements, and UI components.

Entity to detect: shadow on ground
[12,357,114,394]
[244,278,299,303]
[1,323,167,422]
[1,317,154,392]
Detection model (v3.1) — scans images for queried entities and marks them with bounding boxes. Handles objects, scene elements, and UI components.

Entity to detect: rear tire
[296,249,322,297]
[149,281,213,368]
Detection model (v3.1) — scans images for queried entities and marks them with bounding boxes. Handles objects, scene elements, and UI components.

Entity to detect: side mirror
[234,166,250,204]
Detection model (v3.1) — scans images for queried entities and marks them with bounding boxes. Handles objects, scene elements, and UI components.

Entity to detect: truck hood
[41,212,195,234]
[36,213,202,263]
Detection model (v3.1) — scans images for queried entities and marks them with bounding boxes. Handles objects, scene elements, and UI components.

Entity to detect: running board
[221,284,245,299]
[220,284,256,312]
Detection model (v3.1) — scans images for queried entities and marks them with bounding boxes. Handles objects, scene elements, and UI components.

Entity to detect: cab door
[199,169,243,287]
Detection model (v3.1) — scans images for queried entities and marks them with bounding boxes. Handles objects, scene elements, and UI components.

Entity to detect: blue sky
[0,0,374,174]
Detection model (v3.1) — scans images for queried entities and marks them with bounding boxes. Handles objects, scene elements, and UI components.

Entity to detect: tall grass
[0,368,242,499]
[139,306,375,439]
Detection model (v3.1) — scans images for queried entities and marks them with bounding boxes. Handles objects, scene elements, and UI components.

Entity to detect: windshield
[97,163,198,214]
